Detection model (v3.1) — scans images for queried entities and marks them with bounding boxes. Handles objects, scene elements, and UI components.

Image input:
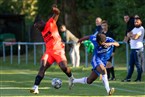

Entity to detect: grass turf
[0,60,145,97]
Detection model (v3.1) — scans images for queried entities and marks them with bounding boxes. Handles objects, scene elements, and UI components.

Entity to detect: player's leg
[96,64,115,95]
[110,66,115,80]
[55,49,73,77]
[106,62,111,79]
[59,61,74,89]
[97,64,110,92]
[73,70,98,84]
[54,49,74,89]
[30,53,52,94]
[30,61,51,94]
[106,60,115,80]
[35,60,51,84]
[59,61,73,77]
[106,56,116,80]
[93,56,112,94]
[72,64,114,95]
[72,54,101,84]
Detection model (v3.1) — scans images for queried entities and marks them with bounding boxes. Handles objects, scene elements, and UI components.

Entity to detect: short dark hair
[96,33,106,43]
[134,17,141,20]
[101,20,108,24]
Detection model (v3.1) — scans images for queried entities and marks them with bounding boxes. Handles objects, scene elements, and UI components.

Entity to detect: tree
[0,0,145,41]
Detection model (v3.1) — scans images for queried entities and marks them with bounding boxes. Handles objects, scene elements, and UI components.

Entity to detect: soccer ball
[51,78,62,89]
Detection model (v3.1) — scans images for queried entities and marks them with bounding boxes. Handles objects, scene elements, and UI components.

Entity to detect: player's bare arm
[102,42,120,48]
[78,36,90,43]
[52,4,60,22]
[111,42,120,47]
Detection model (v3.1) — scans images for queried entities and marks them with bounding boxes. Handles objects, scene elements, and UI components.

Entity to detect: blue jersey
[89,35,115,69]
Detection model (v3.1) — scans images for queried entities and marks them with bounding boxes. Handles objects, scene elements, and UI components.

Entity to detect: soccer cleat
[30,86,39,94]
[121,79,131,82]
[134,79,141,82]
[108,88,115,96]
[109,77,116,81]
[68,77,74,90]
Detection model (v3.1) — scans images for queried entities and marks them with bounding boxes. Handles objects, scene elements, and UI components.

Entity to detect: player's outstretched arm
[102,41,120,48]
[111,41,120,47]
[52,4,60,22]
[78,35,90,43]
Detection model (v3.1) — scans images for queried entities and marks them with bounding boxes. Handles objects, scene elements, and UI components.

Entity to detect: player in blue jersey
[71,33,119,95]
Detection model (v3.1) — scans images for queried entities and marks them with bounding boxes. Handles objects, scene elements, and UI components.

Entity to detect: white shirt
[130,26,144,49]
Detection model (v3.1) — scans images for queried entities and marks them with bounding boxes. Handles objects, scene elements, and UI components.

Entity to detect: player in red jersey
[30,4,74,94]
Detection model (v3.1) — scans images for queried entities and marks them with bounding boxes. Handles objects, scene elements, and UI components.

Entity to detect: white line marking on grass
[8,71,145,95]
[91,83,145,94]
[0,87,50,89]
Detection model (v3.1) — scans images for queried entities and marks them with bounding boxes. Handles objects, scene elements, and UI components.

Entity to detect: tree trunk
[61,0,81,38]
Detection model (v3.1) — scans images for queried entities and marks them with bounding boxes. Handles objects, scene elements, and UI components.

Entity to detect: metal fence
[2,42,45,65]
[1,41,145,71]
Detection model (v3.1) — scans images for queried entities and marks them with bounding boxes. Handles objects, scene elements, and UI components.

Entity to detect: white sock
[73,77,87,84]
[34,85,38,89]
[102,74,110,93]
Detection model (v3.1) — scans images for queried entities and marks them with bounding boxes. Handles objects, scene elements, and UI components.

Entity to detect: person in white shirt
[122,17,144,82]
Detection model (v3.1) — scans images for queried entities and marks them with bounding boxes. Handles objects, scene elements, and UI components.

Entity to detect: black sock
[34,75,43,85]
[67,72,72,78]
[110,67,115,78]
[106,68,110,79]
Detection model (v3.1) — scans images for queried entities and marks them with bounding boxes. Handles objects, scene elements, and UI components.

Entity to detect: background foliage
[0,0,145,41]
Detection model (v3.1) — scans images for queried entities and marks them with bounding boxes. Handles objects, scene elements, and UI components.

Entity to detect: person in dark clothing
[93,17,102,35]
[101,20,116,80]
[123,15,135,43]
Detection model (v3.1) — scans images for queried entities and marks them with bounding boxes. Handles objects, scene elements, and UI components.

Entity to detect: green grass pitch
[0,62,145,97]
